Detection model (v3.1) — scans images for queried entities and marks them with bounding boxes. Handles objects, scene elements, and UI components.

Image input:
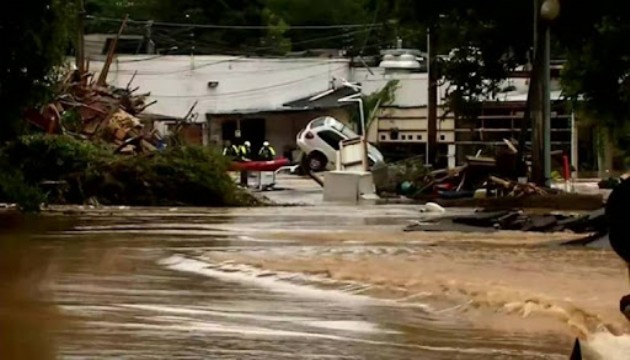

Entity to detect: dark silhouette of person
[605,177,630,321]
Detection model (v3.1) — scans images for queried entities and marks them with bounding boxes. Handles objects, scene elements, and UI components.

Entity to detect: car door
[316,129,346,166]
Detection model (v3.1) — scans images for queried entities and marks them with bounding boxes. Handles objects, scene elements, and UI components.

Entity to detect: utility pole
[427,25,438,167]
[145,20,155,54]
[531,0,559,186]
[542,23,552,187]
[186,14,195,69]
[531,0,544,185]
[76,0,86,76]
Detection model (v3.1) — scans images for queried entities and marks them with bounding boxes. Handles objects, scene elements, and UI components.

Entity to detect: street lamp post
[337,79,365,136]
[533,0,559,187]
[427,25,438,167]
[338,83,368,171]
[542,0,559,187]
[339,94,366,136]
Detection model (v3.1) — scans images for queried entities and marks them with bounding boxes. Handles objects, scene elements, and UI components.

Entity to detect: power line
[113,61,343,75]
[101,28,369,71]
[150,65,346,98]
[87,15,383,30]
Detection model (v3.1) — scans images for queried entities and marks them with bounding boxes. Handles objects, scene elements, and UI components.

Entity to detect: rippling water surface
[0,206,628,359]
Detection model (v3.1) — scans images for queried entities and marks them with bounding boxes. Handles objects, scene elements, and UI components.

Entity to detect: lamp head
[540,0,560,21]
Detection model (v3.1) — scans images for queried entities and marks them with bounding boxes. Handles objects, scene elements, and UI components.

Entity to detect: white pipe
[338,98,365,136]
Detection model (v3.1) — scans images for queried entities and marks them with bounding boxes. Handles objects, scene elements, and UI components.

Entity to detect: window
[416,135,422,140]
[318,130,345,150]
[440,134,446,141]
[401,135,407,140]
[390,129,399,140]
[380,134,387,141]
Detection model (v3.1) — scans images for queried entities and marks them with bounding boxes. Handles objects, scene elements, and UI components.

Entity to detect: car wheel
[306,152,328,172]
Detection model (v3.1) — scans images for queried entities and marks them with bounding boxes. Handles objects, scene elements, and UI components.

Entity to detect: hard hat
[244,141,251,147]
[263,141,270,146]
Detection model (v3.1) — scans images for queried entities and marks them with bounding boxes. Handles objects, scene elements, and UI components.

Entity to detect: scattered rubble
[374,139,577,205]
[404,207,607,235]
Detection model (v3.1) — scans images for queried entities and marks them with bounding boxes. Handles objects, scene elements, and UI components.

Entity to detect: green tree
[260,8,292,55]
[556,2,630,168]
[362,80,399,130]
[265,0,371,52]
[114,0,266,54]
[0,0,74,141]
[394,0,533,119]
[85,0,153,33]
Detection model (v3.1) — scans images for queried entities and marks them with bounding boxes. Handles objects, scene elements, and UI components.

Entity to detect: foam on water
[581,332,630,360]
[87,319,556,357]
[117,303,392,334]
[159,255,376,305]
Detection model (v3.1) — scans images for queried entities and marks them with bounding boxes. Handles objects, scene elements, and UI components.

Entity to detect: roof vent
[379,53,420,70]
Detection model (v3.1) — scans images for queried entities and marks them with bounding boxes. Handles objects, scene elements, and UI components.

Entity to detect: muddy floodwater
[2,205,630,359]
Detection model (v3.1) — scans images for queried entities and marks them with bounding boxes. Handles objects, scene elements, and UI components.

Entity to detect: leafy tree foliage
[0,0,74,141]
[85,0,394,55]
[558,2,630,126]
[265,0,370,52]
[9,0,630,148]
[394,0,535,119]
[86,0,267,54]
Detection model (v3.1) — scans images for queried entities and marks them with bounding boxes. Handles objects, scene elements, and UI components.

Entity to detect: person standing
[605,177,630,321]
[240,141,252,160]
[258,141,276,161]
[222,140,239,158]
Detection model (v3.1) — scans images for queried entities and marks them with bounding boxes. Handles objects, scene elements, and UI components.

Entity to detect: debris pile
[24,68,162,154]
[23,16,172,155]
[487,176,550,197]
[404,207,607,235]
[375,139,569,202]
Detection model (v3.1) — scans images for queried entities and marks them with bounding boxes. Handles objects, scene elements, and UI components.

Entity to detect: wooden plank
[97,15,129,86]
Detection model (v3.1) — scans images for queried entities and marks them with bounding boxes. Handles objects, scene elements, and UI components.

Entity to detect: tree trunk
[597,126,614,178]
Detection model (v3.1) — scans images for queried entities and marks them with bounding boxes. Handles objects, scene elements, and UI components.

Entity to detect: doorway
[221,118,266,151]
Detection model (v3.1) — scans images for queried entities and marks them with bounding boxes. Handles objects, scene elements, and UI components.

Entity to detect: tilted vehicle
[296,116,384,172]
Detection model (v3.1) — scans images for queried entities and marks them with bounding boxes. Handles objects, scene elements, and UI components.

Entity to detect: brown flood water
[1,205,629,359]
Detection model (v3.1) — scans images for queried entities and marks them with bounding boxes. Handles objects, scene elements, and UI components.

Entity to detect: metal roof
[282,87,358,110]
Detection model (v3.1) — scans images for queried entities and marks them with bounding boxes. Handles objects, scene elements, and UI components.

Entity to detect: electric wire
[149,65,346,99]
[87,15,383,30]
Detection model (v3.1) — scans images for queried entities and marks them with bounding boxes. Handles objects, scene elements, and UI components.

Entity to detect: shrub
[0,135,260,209]
[1,134,111,183]
[84,146,255,206]
[0,169,46,212]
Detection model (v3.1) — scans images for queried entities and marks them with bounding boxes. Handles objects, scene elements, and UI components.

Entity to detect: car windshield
[309,118,327,129]
[329,118,358,139]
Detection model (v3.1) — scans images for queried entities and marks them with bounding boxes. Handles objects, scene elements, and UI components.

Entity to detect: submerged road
[0,205,625,359]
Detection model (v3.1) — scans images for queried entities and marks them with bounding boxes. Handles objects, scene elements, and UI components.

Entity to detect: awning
[282,87,359,110]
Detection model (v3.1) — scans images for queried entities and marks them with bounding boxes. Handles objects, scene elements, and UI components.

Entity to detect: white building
[92,53,572,167]
[352,66,456,167]
[93,55,353,155]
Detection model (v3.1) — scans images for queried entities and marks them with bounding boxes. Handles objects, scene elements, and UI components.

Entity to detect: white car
[296,116,385,172]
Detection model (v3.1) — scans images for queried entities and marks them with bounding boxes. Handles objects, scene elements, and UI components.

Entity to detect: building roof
[282,87,358,110]
[85,34,144,58]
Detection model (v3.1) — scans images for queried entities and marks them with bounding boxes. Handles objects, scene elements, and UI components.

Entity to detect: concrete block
[323,171,378,204]
[357,172,376,196]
